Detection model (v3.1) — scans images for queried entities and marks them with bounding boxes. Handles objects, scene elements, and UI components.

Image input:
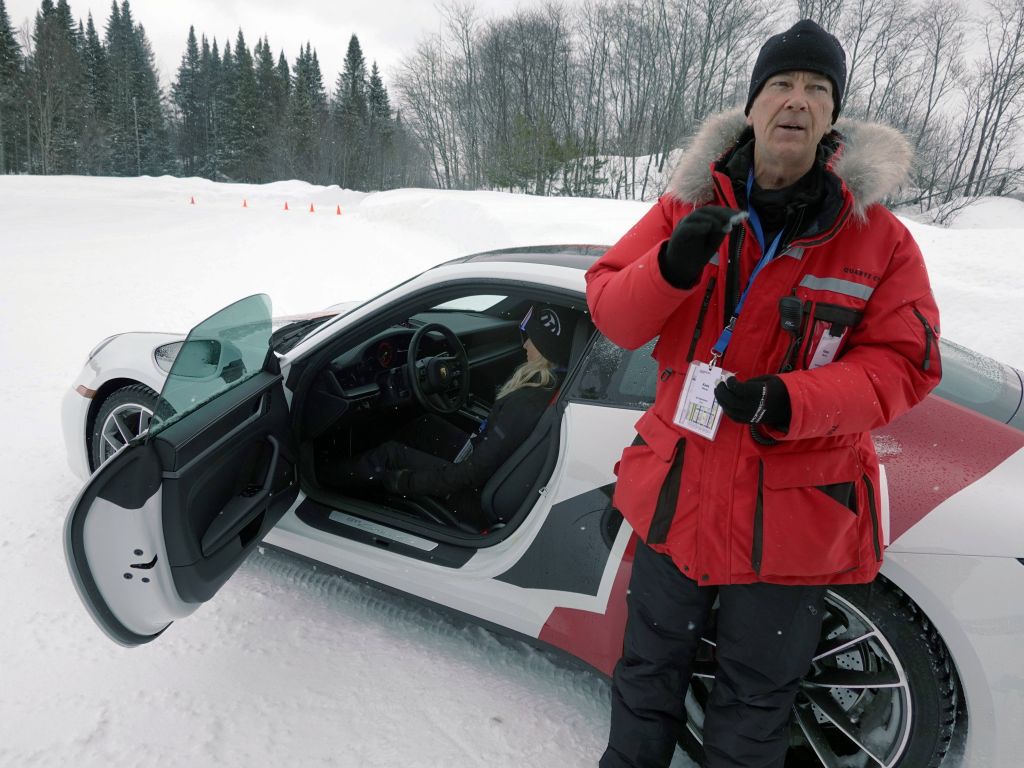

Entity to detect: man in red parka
[586,19,941,768]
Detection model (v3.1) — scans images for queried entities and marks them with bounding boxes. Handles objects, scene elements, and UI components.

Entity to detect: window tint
[572,335,657,409]
[150,294,273,436]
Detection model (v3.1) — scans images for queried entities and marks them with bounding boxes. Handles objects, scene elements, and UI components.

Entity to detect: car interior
[291,287,595,546]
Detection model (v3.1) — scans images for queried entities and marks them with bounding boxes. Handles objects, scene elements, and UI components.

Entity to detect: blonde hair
[496,356,557,399]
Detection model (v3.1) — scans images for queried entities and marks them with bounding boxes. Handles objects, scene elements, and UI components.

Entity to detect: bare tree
[961,0,1024,197]
[396,37,464,188]
[797,0,844,30]
[913,0,965,149]
[441,1,485,188]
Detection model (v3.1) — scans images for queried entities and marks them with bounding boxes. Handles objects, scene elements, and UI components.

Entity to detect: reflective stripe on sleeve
[799,275,875,300]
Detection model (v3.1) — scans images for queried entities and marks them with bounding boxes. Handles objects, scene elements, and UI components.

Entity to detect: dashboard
[327,312,523,407]
[331,330,435,401]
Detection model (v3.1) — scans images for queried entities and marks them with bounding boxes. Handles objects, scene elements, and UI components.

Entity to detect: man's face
[746,71,834,175]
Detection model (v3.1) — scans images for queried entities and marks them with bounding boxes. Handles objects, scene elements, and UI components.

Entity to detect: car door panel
[66,440,172,645]
[66,372,297,645]
[154,371,296,603]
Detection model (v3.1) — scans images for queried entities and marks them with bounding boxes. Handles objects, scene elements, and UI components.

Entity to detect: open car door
[64,295,299,646]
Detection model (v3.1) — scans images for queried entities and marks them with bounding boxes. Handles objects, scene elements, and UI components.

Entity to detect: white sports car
[62,245,1024,768]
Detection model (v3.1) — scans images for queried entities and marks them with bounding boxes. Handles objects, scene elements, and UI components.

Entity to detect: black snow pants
[600,541,826,768]
[329,414,468,485]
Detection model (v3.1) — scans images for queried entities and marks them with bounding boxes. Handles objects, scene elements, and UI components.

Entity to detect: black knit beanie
[745,19,847,123]
[523,305,573,367]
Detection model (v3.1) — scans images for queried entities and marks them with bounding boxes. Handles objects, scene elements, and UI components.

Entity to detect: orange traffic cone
[283,201,289,211]
[309,203,315,213]
[189,196,195,205]
[336,204,342,216]
[242,199,248,208]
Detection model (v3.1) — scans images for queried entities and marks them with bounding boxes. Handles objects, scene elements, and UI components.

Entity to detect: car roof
[438,244,610,271]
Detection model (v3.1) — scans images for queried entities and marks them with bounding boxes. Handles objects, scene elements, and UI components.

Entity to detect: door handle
[200,435,280,556]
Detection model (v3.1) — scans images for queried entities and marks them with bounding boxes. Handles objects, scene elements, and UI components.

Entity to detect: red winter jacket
[586,111,941,586]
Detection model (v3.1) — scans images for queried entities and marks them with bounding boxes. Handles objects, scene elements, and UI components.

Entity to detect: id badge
[673,361,733,441]
[809,325,847,369]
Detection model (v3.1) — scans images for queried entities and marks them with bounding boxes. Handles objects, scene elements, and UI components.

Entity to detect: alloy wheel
[684,590,914,767]
[98,402,153,465]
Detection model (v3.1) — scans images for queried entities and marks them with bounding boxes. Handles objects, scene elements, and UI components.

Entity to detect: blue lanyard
[710,170,785,362]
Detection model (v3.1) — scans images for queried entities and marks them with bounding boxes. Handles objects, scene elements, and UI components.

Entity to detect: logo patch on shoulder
[842,266,881,283]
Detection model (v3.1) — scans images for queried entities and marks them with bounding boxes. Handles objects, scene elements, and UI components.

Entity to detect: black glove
[714,375,791,429]
[384,469,410,495]
[659,206,745,289]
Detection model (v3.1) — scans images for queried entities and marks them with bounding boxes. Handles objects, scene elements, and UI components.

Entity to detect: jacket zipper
[725,226,746,325]
[686,277,717,362]
[787,197,852,249]
[752,460,764,574]
[647,439,686,545]
[863,473,882,561]
[911,307,937,371]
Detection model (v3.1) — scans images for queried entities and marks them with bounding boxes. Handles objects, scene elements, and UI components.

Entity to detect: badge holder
[672,359,734,441]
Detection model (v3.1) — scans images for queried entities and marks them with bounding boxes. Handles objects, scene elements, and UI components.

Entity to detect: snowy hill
[2,174,1021,767]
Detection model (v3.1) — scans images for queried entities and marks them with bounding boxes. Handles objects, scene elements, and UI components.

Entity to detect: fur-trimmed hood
[667,109,911,220]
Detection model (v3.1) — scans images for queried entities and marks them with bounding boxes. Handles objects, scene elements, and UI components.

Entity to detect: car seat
[388,313,594,535]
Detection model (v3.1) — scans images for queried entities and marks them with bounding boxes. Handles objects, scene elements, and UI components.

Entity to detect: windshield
[150,294,273,436]
[270,316,334,354]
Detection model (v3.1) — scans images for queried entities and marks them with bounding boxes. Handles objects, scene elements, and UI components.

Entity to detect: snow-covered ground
[1,174,1022,767]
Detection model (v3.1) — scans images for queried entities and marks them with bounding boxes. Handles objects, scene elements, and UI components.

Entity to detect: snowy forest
[0,0,1022,216]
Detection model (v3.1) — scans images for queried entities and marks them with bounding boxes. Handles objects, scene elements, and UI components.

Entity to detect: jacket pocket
[798,301,863,370]
[753,446,863,578]
[612,410,685,545]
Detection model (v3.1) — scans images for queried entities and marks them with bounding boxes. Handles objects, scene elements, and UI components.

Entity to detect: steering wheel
[406,323,471,414]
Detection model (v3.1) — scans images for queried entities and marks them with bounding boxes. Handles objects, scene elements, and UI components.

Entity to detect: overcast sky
[5,0,997,92]
[3,0,574,88]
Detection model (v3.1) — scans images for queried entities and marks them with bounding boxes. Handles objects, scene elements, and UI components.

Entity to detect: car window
[150,294,273,436]
[572,335,1024,426]
[432,295,507,312]
[572,335,657,409]
[934,338,1023,424]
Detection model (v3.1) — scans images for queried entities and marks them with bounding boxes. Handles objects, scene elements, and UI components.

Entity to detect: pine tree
[215,38,236,178]
[172,26,202,175]
[105,1,168,175]
[80,12,111,173]
[334,34,368,188]
[274,49,290,108]
[228,29,258,181]
[271,48,291,179]
[253,36,279,182]
[28,0,84,173]
[202,37,224,178]
[366,60,393,189]
[288,43,326,181]
[133,22,169,174]
[0,0,23,172]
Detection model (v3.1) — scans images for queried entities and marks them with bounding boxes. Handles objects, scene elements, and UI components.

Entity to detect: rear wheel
[90,384,158,471]
[679,579,961,767]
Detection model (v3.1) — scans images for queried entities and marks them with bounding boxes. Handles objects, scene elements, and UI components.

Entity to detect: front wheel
[679,578,961,768]
[89,384,158,471]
